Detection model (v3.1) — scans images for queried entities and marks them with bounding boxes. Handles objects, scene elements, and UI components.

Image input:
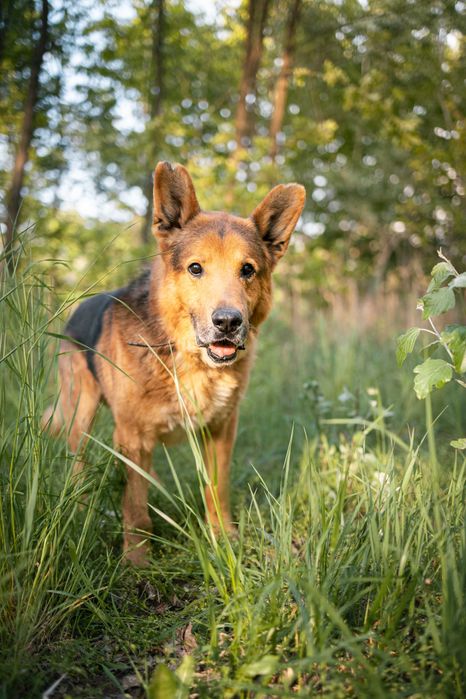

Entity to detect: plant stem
[425,391,438,484]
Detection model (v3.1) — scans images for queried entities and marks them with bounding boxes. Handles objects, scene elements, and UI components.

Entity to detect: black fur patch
[65,293,116,377]
[65,270,153,378]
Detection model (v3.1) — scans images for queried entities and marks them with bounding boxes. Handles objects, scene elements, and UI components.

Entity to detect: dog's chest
[143,368,240,442]
[196,371,239,424]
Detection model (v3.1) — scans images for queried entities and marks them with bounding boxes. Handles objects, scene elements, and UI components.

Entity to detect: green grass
[1,261,465,698]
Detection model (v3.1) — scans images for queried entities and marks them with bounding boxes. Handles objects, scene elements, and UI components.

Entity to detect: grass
[0,258,465,698]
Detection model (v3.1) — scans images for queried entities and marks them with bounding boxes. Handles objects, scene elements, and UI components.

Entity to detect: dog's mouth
[206,339,244,364]
[192,314,248,366]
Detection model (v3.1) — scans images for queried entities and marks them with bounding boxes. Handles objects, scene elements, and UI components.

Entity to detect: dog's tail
[41,404,63,437]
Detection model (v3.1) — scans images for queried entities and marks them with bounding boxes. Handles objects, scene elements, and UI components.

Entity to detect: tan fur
[56,341,102,474]
[49,162,305,566]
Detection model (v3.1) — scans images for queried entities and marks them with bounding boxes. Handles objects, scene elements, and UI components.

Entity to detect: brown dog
[46,162,305,565]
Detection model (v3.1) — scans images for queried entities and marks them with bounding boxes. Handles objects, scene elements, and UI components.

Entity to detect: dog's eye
[240,263,256,279]
[188,262,203,277]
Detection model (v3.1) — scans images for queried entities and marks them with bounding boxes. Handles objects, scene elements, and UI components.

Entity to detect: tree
[269,0,301,160]
[140,0,165,244]
[3,0,49,272]
[234,0,271,150]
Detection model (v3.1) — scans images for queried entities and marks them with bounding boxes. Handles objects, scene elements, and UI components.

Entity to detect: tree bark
[140,0,165,245]
[3,0,49,272]
[269,0,301,160]
[234,0,271,150]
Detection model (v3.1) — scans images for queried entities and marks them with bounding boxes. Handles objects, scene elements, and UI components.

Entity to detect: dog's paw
[208,518,238,540]
[123,542,151,568]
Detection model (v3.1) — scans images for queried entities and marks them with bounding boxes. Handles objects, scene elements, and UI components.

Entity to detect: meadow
[2,0,466,695]
[1,252,465,699]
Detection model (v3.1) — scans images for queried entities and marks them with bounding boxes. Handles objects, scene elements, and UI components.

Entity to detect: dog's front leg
[203,407,238,534]
[114,427,153,567]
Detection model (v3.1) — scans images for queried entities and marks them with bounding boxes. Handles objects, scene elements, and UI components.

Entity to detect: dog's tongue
[209,342,236,358]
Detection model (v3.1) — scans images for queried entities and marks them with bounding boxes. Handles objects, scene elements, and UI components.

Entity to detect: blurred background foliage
[1,0,465,305]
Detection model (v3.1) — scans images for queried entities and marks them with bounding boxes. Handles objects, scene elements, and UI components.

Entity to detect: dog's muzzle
[194,307,248,365]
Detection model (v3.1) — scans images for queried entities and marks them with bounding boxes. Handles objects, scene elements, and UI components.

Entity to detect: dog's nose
[212,307,243,334]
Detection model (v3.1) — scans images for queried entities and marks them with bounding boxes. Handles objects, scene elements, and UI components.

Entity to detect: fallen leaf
[176,622,198,654]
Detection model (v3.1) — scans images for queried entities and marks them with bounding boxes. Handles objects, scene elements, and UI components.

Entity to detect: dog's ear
[251,184,306,267]
[152,162,200,236]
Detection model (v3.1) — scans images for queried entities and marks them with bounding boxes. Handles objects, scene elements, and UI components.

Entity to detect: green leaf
[148,665,185,699]
[421,287,456,319]
[441,325,466,373]
[427,261,455,292]
[449,272,466,289]
[422,340,441,358]
[413,358,453,399]
[450,438,466,450]
[241,655,279,679]
[175,655,195,687]
[396,327,421,366]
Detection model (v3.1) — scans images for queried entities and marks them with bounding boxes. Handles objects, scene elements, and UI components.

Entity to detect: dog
[45,162,305,566]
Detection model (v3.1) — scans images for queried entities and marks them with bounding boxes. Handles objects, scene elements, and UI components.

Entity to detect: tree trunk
[140,0,165,245]
[3,0,49,272]
[234,0,271,150]
[269,0,301,160]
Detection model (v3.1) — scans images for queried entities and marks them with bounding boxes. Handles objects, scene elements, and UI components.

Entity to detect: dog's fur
[46,162,305,566]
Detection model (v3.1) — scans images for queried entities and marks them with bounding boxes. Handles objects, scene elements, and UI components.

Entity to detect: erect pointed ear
[152,161,200,236]
[251,184,306,267]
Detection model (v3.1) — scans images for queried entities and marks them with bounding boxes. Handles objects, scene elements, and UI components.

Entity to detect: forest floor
[1,272,465,698]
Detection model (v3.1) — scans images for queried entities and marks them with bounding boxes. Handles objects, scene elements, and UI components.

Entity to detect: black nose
[212,307,243,334]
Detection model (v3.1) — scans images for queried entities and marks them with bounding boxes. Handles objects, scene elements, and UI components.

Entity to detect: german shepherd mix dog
[47,162,305,566]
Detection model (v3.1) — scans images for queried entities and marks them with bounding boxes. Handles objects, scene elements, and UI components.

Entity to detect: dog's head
[152,161,305,368]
